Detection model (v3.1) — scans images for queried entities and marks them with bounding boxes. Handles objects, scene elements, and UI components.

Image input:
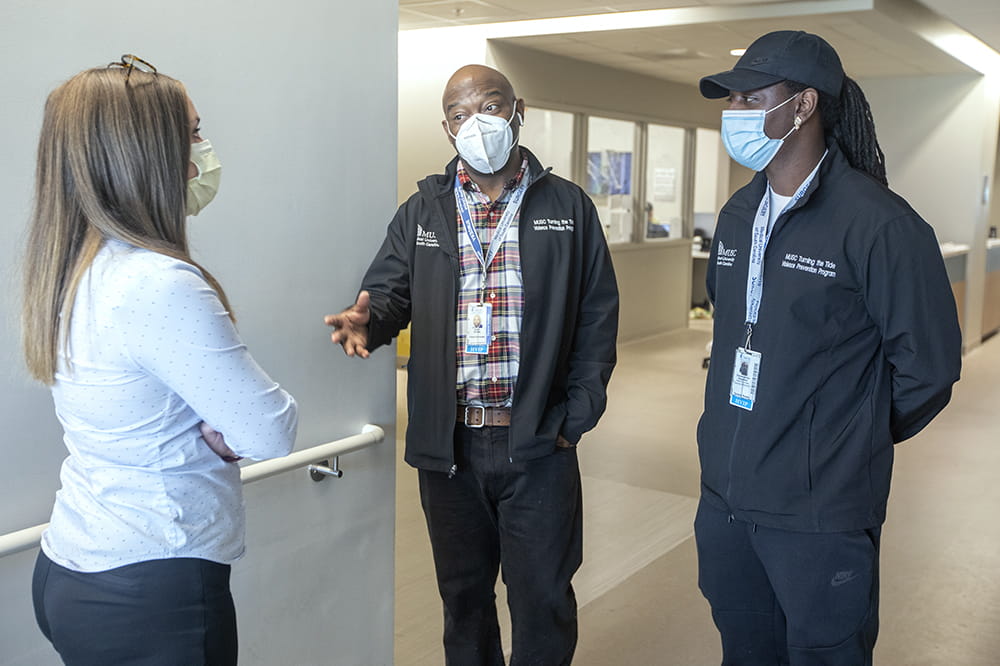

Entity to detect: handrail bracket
[308,457,343,481]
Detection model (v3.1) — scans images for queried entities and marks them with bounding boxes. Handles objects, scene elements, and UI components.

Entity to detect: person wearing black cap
[693,30,962,664]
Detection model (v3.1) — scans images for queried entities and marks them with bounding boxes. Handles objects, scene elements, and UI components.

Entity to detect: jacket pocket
[536,401,568,445]
[696,410,728,499]
[804,400,816,492]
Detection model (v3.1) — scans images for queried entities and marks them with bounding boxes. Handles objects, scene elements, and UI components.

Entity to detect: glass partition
[693,128,726,248]
[587,116,637,244]
[645,124,686,240]
[516,108,713,246]
[519,108,575,180]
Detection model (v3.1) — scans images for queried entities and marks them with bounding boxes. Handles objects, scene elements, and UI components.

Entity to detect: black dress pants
[418,425,583,666]
[33,550,238,666]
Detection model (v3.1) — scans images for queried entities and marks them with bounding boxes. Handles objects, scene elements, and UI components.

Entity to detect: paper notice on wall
[653,167,676,202]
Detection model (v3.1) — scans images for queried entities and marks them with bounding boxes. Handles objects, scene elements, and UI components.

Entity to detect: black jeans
[695,500,880,666]
[418,425,583,666]
[32,550,237,666]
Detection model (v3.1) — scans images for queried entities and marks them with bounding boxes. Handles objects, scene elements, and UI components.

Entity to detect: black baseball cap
[700,30,845,99]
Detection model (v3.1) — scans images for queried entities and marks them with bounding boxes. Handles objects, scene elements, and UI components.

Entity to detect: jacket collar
[415,146,551,259]
[729,139,848,221]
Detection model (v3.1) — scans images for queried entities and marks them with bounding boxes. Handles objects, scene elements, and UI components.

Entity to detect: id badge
[464,302,492,355]
[729,347,761,411]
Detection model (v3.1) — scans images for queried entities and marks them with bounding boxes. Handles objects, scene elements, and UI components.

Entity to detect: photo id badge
[729,347,761,411]
[464,302,492,355]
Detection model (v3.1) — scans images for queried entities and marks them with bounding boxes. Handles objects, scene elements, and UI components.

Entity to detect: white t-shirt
[767,151,828,233]
[768,188,794,233]
[42,240,298,572]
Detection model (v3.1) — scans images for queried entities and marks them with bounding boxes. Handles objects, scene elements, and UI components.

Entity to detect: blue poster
[586,150,632,195]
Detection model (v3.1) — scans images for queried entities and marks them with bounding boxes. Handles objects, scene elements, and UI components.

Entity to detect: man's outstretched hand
[324,290,371,358]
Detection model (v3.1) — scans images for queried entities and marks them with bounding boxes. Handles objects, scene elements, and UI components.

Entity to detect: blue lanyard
[455,174,527,286]
[743,152,826,349]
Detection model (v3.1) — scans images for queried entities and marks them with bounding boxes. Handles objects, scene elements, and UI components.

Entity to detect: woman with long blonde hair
[23,56,298,665]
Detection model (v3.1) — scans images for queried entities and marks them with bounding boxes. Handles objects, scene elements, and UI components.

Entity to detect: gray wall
[990,118,1000,237]
[860,73,1000,349]
[0,1,399,664]
[488,41,716,127]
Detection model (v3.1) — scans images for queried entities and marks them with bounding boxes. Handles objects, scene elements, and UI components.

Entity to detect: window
[586,116,638,244]
[519,108,575,180]
[519,106,706,245]
[693,128,727,244]
[645,124,687,240]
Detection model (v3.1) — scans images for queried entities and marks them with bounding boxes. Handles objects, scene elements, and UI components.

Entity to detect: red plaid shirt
[455,154,529,407]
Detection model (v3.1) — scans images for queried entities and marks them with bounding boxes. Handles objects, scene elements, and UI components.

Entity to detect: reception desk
[941,242,970,334]
[611,239,694,342]
[984,239,1000,338]
[692,245,710,309]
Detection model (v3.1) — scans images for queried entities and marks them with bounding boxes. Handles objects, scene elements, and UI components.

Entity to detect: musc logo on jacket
[416,224,440,248]
[717,242,738,268]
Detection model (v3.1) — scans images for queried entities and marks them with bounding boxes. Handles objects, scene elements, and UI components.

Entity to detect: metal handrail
[0,424,385,560]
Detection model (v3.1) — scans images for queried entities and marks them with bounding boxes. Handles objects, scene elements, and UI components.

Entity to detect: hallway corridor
[395,325,1000,665]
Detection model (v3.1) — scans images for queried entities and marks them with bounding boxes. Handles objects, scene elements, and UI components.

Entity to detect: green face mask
[186,139,222,216]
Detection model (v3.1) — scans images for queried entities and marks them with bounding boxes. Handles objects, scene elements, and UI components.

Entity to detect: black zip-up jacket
[698,142,962,532]
[361,148,619,473]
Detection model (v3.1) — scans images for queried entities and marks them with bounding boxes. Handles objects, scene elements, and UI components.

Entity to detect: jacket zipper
[725,411,742,504]
[723,195,803,502]
[436,164,554,472]
[726,204,786,504]
[502,170,546,467]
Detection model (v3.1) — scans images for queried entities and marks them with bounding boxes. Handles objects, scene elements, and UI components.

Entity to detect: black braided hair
[785,77,888,186]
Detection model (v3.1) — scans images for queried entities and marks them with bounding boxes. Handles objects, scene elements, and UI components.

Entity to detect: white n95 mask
[186,139,222,216]
[448,105,522,175]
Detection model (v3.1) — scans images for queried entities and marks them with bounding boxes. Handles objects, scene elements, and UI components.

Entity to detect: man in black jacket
[695,31,961,664]
[325,65,618,665]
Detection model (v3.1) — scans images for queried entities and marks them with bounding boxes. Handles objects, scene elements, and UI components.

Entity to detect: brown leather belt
[457,405,511,428]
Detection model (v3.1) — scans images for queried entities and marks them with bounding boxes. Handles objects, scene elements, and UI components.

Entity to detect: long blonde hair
[22,66,231,383]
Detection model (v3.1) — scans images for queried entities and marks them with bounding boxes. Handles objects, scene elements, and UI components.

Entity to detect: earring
[794,116,803,128]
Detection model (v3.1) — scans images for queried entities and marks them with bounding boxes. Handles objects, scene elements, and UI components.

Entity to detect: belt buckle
[465,406,486,428]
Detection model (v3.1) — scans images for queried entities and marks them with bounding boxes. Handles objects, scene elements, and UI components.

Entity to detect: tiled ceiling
[399,0,804,29]
[498,10,972,87]
[399,1,1000,86]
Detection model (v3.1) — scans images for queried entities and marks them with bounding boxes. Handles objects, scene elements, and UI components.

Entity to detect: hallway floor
[394,325,1000,665]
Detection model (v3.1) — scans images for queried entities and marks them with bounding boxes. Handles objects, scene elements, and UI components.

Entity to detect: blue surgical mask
[721,94,801,171]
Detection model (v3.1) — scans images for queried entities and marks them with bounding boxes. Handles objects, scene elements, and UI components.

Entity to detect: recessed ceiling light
[730,48,746,56]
